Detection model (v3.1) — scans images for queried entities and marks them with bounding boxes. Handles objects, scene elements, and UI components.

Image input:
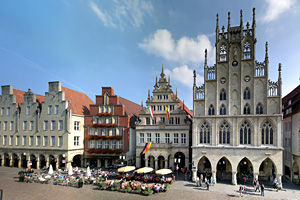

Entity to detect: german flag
[141,142,152,155]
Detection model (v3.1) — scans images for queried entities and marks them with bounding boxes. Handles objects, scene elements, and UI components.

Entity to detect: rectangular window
[4,121,7,131]
[4,135,7,145]
[151,105,156,111]
[59,136,63,147]
[0,122,1,131]
[101,118,105,123]
[89,140,95,149]
[160,117,165,123]
[16,136,20,146]
[108,118,112,123]
[118,140,123,149]
[104,141,109,149]
[165,133,170,143]
[74,121,80,131]
[170,105,174,111]
[74,136,80,146]
[27,106,31,115]
[155,133,160,143]
[175,117,180,125]
[119,128,123,136]
[30,121,34,131]
[96,140,102,149]
[10,121,14,131]
[55,105,59,115]
[23,136,26,146]
[7,107,10,115]
[9,135,13,145]
[146,117,150,125]
[30,136,34,146]
[96,128,101,135]
[48,105,52,114]
[174,133,178,144]
[104,129,109,136]
[44,121,48,131]
[152,117,156,125]
[37,136,41,146]
[112,129,116,136]
[140,133,144,143]
[169,117,174,125]
[114,117,118,124]
[43,136,48,146]
[110,107,113,113]
[1,107,4,116]
[59,120,63,131]
[181,133,186,144]
[146,133,151,142]
[111,141,116,149]
[51,120,55,131]
[51,136,55,147]
[157,105,162,111]
[23,121,27,131]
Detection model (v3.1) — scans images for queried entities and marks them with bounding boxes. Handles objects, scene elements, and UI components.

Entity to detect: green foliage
[142,187,153,196]
[165,183,170,192]
[99,177,103,182]
[69,180,75,185]
[100,183,108,190]
[79,178,83,183]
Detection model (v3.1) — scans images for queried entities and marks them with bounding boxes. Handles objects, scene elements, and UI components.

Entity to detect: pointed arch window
[243,41,251,59]
[219,121,230,144]
[220,89,226,100]
[243,103,250,115]
[208,105,215,116]
[199,122,210,144]
[243,87,251,99]
[256,103,263,114]
[240,121,251,144]
[220,104,226,115]
[104,92,109,105]
[261,120,274,145]
[220,44,227,61]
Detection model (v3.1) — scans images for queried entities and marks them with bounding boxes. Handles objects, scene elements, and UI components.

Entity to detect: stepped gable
[171,93,193,118]
[13,89,45,104]
[62,87,94,116]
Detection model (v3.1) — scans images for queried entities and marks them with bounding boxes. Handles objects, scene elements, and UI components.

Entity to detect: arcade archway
[71,155,81,167]
[237,157,253,184]
[40,155,46,169]
[197,156,212,178]
[30,154,37,169]
[148,155,155,168]
[12,153,19,168]
[174,152,185,168]
[158,155,165,169]
[259,158,276,181]
[49,155,56,170]
[216,157,232,182]
[21,154,27,168]
[4,153,10,167]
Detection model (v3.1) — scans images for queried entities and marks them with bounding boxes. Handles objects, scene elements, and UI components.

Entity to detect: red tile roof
[62,87,94,116]
[172,93,193,118]
[13,89,45,105]
[119,97,141,117]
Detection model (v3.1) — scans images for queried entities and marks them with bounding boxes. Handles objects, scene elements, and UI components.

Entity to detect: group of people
[239,177,279,197]
[195,173,213,190]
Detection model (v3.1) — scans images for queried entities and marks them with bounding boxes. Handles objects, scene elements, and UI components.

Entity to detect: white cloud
[165,65,204,88]
[89,1,116,28]
[262,0,295,22]
[89,0,153,29]
[139,29,214,65]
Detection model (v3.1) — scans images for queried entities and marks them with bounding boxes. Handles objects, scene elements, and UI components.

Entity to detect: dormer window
[243,41,251,59]
[220,44,227,61]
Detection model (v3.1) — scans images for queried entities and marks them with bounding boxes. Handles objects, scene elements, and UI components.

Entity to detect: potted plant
[134,185,142,194]
[142,187,153,196]
[19,173,25,182]
[78,178,83,188]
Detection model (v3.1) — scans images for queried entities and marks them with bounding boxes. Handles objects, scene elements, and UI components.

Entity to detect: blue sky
[0,0,299,109]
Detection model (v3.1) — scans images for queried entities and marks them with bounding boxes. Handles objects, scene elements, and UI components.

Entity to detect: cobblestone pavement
[0,167,299,200]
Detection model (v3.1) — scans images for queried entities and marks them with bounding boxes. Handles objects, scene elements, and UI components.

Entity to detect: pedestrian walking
[255,180,260,192]
[185,173,187,181]
[200,174,203,186]
[206,179,209,190]
[196,176,199,187]
[239,185,243,197]
[243,176,246,185]
[261,184,265,196]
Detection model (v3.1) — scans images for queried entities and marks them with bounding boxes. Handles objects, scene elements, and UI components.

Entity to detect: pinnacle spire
[176,87,178,99]
[228,12,231,31]
[265,42,268,60]
[168,73,170,85]
[252,8,256,26]
[204,49,207,65]
[148,88,150,100]
[240,9,243,27]
[160,62,165,78]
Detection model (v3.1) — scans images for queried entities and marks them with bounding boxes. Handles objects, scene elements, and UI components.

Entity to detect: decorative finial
[141,100,143,108]
[246,22,250,30]
[253,8,256,25]
[265,42,268,59]
[278,63,282,72]
[204,49,207,65]
[240,9,243,27]
[162,62,164,74]
[222,25,225,33]
[176,87,178,99]
[228,12,231,30]
[183,99,185,110]
[168,73,170,85]
[148,88,150,99]
[156,75,158,84]
[193,70,196,87]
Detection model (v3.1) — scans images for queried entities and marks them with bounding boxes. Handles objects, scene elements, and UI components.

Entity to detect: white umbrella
[48,164,53,174]
[87,166,91,177]
[68,165,73,176]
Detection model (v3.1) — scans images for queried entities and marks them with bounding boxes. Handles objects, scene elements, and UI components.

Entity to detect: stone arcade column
[36,156,40,169]
[253,172,259,182]
[136,156,141,168]
[155,159,158,170]
[46,156,49,167]
[55,156,59,170]
[18,154,22,168]
[145,159,148,167]
[212,171,217,184]
[9,154,13,167]
[164,160,168,168]
[232,171,237,185]
[277,174,282,189]
[0,154,4,166]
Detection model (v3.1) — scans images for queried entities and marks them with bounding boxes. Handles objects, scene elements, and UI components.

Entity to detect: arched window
[240,121,251,144]
[199,122,210,144]
[220,89,226,100]
[243,87,250,100]
[243,103,250,115]
[220,44,227,61]
[220,104,226,115]
[243,41,251,59]
[208,105,215,116]
[256,103,263,114]
[219,121,230,144]
[261,120,274,145]
[104,92,109,105]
